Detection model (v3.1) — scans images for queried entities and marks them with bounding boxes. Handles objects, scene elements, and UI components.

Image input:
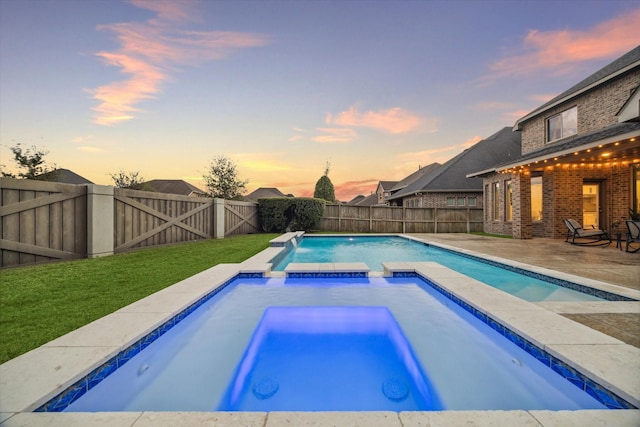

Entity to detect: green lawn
[0,234,278,364]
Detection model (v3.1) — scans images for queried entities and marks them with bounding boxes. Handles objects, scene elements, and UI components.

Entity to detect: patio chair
[625,220,640,253]
[563,218,611,246]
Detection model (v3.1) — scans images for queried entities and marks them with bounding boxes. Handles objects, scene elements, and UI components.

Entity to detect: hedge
[258,197,326,232]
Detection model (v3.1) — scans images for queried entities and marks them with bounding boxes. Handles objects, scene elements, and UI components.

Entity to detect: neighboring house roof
[347,195,366,205]
[390,127,521,200]
[378,181,399,191]
[36,168,93,184]
[390,162,441,193]
[514,45,640,130]
[354,193,379,206]
[245,187,291,201]
[144,179,206,196]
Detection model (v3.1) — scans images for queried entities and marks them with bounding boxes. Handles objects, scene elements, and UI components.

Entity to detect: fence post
[87,185,114,258]
[434,207,438,233]
[213,198,225,239]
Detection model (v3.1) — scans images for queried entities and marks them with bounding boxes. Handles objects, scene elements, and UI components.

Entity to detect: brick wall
[521,70,640,154]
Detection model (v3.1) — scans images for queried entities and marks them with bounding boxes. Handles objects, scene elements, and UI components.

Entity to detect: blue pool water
[63,276,611,412]
[272,236,610,302]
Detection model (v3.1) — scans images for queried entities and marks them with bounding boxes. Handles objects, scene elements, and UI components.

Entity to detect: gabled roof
[514,45,640,129]
[36,168,93,184]
[378,181,398,191]
[390,162,441,193]
[390,127,521,199]
[347,195,366,205]
[246,187,291,201]
[353,193,379,206]
[144,179,206,196]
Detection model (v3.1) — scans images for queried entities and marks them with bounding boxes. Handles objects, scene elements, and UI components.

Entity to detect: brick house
[470,46,640,239]
[388,127,521,208]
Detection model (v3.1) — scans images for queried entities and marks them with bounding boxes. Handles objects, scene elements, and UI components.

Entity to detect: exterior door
[582,183,600,228]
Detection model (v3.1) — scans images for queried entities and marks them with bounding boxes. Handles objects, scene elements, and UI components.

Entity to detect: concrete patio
[409,234,640,348]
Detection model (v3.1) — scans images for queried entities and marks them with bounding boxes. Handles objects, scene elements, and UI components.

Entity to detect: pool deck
[408,234,640,349]
[1,233,640,426]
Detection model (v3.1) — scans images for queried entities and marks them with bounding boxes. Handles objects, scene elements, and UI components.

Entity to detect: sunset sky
[1,0,639,201]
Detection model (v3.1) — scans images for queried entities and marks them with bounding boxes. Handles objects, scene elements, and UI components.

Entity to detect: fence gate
[113,188,214,252]
[224,200,259,236]
[0,178,87,267]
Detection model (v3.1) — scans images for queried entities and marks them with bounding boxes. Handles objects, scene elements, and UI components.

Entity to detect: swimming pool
[271,235,634,302]
[57,275,627,412]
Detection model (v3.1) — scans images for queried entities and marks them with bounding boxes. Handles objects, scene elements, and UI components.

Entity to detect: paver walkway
[409,234,640,348]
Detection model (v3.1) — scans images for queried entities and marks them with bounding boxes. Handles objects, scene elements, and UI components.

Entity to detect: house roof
[514,45,640,130]
[347,195,366,205]
[144,179,206,196]
[245,187,291,201]
[470,121,640,175]
[36,168,93,184]
[353,193,379,206]
[390,162,441,193]
[378,181,398,191]
[390,127,521,199]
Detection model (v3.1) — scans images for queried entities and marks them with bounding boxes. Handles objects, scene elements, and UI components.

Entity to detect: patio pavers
[409,234,640,348]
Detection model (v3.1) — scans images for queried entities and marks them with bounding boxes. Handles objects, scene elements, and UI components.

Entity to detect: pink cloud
[334,179,378,200]
[329,106,434,134]
[312,128,357,143]
[488,8,640,78]
[89,1,269,126]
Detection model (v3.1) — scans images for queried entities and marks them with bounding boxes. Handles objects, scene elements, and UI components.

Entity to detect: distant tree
[203,156,248,200]
[313,161,335,202]
[1,143,56,180]
[109,170,147,189]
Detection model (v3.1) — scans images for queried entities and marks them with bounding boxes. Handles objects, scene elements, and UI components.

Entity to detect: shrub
[258,197,326,232]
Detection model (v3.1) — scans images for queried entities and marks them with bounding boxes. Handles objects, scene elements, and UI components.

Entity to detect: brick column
[512,173,532,239]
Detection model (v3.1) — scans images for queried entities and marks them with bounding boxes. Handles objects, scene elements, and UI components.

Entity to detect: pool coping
[1,234,639,426]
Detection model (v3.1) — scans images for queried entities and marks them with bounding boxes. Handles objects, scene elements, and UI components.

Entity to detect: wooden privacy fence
[0,178,259,267]
[0,179,87,267]
[319,204,483,233]
[1,177,485,268]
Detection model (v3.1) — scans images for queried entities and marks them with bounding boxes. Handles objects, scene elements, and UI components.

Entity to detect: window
[493,182,500,220]
[468,197,477,207]
[446,196,455,207]
[505,180,513,221]
[457,197,465,206]
[531,176,543,221]
[547,106,577,142]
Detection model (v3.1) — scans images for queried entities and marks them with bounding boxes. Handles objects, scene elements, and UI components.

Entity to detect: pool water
[63,276,607,412]
[218,306,439,411]
[272,236,605,302]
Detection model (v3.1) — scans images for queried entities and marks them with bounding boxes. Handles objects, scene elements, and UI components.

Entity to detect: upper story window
[547,106,577,142]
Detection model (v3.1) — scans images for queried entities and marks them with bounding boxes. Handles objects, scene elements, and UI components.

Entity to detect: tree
[109,170,147,189]
[313,161,335,202]
[1,143,56,180]
[203,156,248,200]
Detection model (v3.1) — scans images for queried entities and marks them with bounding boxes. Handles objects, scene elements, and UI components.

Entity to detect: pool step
[284,262,369,278]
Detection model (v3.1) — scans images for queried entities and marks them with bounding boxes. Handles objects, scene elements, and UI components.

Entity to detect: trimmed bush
[258,197,326,232]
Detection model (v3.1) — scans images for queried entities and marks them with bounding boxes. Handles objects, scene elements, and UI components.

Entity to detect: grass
[0,234,278,364]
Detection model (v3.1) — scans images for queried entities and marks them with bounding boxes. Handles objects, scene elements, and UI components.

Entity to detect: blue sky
[1,0,639,200]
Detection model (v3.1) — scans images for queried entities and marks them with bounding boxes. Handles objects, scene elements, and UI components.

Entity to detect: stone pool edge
[1,233,639,426]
